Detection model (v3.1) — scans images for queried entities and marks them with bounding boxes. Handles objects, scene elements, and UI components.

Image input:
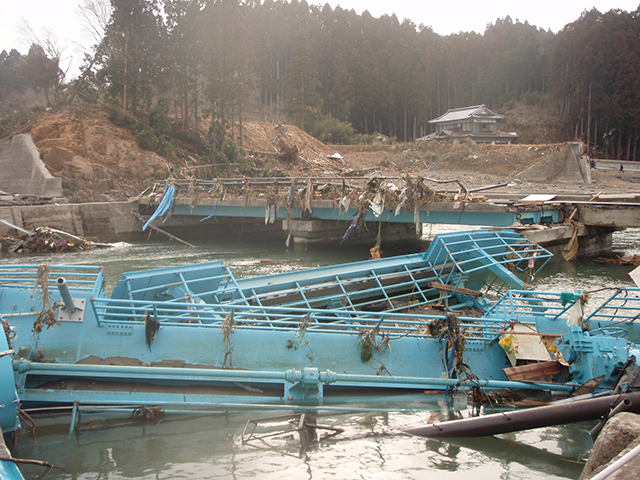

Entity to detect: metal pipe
[405,392,640,438]
[14,359,576,392]
[589,397,633,439]
[56,277,76,313]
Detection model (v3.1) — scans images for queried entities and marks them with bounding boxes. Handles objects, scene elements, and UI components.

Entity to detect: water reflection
[15,402,589,480]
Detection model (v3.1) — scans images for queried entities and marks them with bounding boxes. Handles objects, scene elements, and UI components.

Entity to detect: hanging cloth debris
[561,226,579,261]
[143,181,175,231]
[304,178,313,214]
[144,313,160,350]
[340,212,363,245]
[369,190,385,218]
[200,199,219,222]
[414,198,421,235]
[395,187,408,216]
[265,204,277,225]
[339,195,351,215]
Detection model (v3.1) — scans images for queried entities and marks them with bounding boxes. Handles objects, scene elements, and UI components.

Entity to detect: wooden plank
[427,281,483,297]
[503,361,563,381]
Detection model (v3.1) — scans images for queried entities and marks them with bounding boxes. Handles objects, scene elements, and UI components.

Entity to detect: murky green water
[4,228,640,479]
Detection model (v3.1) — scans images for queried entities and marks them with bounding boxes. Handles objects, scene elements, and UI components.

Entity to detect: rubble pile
[1,227,107,254]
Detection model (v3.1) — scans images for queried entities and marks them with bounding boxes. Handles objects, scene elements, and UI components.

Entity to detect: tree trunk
[617,131,622,160]
[586,83,592,154]
[123,33,128,110]
[239,102,243,148]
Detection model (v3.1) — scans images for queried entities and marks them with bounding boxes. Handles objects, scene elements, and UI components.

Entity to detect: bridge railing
[91,297,511,345]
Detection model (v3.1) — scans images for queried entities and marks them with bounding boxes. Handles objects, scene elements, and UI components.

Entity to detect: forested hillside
[1,1,639,161]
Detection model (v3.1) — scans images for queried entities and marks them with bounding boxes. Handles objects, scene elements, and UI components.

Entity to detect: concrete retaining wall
[0,202,287,243]
[520,224,615,258]
[0,202,138,241]
[0,134,62,198]
[517,142,591,184]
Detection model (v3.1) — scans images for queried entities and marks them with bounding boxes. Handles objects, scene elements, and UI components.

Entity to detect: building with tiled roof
[424,105,518,144]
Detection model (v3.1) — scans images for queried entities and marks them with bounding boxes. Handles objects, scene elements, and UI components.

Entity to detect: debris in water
[595,255,640,266]
[1,226,113,254]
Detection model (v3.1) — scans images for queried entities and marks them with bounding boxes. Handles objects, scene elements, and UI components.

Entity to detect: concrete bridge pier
[282,218,422,249]
[519,224,617,258]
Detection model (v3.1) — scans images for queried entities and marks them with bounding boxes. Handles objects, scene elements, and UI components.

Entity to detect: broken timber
[428,282,483,297]
[503,360,565,382]
[132,211,195,248]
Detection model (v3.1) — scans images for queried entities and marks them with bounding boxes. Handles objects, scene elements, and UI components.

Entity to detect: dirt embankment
[19,107,640,203]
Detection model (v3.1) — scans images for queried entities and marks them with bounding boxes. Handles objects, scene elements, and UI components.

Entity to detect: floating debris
[595,255,640,266]
[1,226,114,254]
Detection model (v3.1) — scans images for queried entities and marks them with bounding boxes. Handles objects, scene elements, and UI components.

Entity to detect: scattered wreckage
[0,219,114,254]
[1,229,639,415]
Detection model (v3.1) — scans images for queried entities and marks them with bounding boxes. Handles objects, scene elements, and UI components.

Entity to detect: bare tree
[65,0,113,105]
[17,19,68,80]
[19,44,62,108]
[77,0,112,46]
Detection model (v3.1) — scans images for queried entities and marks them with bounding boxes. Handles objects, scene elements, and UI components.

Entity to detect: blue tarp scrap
[143,183,175,231]
[200,199,219,222]
[340,212,363,245]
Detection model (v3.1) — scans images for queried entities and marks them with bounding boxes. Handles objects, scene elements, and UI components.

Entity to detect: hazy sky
[1,1,638,76]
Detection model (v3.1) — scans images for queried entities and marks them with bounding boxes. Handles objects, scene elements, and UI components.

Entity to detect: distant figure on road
[620,164,624,173]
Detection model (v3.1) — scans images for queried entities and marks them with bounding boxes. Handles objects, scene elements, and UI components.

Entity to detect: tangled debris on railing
[143,175,482,230]
[32,264,59,334]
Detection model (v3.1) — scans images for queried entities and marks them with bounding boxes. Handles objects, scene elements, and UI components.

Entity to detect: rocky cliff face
[30,108,172,203]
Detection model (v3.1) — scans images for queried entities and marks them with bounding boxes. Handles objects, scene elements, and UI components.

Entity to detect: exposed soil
[27,108,174,203]
[17,107,640,203]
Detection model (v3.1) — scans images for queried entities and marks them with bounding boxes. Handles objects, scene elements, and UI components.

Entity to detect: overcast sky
[1,1,638,76]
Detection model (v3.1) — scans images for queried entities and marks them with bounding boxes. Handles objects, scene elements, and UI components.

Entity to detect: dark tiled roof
[429,104,505,123]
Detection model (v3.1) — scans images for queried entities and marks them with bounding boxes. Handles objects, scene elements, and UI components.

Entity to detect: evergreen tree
[284,30,322,130]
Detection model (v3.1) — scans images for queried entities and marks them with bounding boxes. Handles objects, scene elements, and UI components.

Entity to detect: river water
[5,227,640,480]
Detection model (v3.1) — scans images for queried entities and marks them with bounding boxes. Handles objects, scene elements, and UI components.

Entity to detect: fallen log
[595,255,640,266]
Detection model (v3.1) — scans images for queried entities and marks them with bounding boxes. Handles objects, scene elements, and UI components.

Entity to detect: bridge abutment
[519,224,616,258]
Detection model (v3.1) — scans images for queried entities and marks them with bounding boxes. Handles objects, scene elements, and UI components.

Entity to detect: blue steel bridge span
[138,176,560,229]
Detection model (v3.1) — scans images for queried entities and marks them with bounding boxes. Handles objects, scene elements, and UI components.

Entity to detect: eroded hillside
[14,106,637,203]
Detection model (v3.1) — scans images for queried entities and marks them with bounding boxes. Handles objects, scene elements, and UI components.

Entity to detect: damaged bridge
[137,177,557,246]
[136,177,639,254]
